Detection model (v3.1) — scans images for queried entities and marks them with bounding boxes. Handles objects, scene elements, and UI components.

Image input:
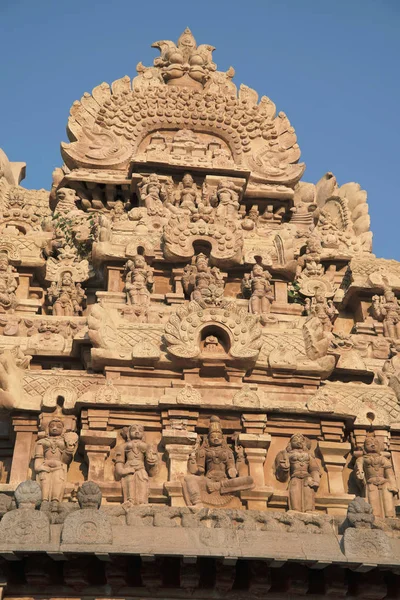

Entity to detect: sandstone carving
[242,264,274,316]
[0,253,17,313]
[183,416,254,507]
[114,424,159,506]
[371,286,400,339]
[275,434,320,512]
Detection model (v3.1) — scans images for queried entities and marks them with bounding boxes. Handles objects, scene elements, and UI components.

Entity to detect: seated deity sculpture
[47,272,86,316]
[183,415,254,508]
[354,434,398,518]
[371,287,400,339]
[210,179,241,221]
[33,418,78,512]
[123,255,154,318]
[274,433,320,513]
[241,264,274,315]
[182,253,224,306]
[138,173,169,217]
[0,254,17,313]
[295,236,324,280]
[114,423,159,506]
[177,173,200,216]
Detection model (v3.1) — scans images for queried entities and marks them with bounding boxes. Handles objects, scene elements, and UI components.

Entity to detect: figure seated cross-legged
[183,416,254,508]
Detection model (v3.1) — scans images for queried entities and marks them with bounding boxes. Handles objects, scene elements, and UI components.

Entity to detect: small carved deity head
[48,418,64,437]
[128,423,145,440]
[289,433,310,451]
[56,188,79,210]
[384,286,397,303]
[208,415,223,447]
[0,254,9,272]
[61,272,73,286]
[182,173,194,188]
[364,434,382,454]
[132,254,146,270]
[195,253,209,273]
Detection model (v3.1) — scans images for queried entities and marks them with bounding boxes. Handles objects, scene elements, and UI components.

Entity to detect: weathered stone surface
[61,508,112,545]
[0,508,50,545]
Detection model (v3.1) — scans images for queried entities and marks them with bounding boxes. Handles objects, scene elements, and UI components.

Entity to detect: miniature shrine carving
[183,416,254,507]
[114,424,159,506]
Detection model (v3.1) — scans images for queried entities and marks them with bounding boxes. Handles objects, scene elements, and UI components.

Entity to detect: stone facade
[0,28,399,599]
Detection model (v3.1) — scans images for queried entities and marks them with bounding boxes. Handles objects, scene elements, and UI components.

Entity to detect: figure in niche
[274,433,320,513]
[0,254,17,313]
[371,287,400,339]
[176,173,200,216]
[47,272,86,316]
[354,434,398,518]
[182,253,224,306]
[138,173,169,217]
[183,416,254,508]
[210,179,241,221]
[123,255,154,319]
[33,418,78,512]
[114,423,159,506]
[241,264,274,315]
[295,236,324,280]
[202,334,224,354]
[305,292,337,332]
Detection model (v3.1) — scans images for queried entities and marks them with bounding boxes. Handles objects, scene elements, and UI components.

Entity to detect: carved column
[238,414,272,510]
[81,430,117,481]
[318,441,352,515]
[166,268,185,304]
[162,427,197,507]
[9,414,38,485]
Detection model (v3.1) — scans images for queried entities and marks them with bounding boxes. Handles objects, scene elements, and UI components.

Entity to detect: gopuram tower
[0,27,400,598]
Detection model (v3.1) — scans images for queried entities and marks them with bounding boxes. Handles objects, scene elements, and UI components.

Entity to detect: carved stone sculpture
[182,253,224,306]
[210,179,241,221]
[354,434,398,518]
[305,293,338,332]
[114,424,159,506]
[123,255,154,319]
[33,418,78,512]
[371,287,400,339]
[0,253,17,313]
[274,434,320,513]
[176,173,200,216]
[183,416,254,508]
[47,272,86,316]
[241,264,274,315]
[138,174,169,217]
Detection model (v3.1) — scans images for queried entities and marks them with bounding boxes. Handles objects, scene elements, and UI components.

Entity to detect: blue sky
[1,0,399,259]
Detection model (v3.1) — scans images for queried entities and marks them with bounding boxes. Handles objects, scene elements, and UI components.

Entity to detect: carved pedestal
[81,430,117,482]
[238,432,272,510]
[318,441,353,515]
[163,428,197,506]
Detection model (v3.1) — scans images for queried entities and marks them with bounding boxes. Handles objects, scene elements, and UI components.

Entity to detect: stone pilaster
[318,440,353,515]
[162,428,197,507]
[238,432,272,510]
[81,430,117,482]
[9,414,38,485]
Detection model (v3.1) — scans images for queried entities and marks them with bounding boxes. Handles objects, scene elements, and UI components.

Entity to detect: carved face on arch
[129,424,145,440]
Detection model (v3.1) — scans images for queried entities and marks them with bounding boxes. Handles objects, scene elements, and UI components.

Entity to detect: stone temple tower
[0,27,399,598]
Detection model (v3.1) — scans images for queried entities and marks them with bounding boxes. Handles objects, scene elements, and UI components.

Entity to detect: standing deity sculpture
[241,264,274,315]
[176,173,200,216]
[114,423,159,506]
[371,287,400,339]
[33,418,79,511]
[123,255,154,318]
[0,254,18,313]
[274,433,320,513]
[305,292,338,332]
[47,272,86,316]
[354,434,398,518]
[138,174,169,217]
[183,416,254,508]
[182,253,224,306]
[210,179,241,221]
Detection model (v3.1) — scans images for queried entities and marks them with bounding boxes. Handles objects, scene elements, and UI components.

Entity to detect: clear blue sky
[1,0,399,259]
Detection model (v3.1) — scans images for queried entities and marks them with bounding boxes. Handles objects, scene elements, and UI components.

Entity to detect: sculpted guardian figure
[354,434,398,518]
[183,416,254,508]
[47,272,86,316]
[274,433,320,513]
[305,292,338,332]
[0,254,17,313]
[183,253,224,306]
[33,418,78,511]
[371,287,400,339]
[138,173,169,217]
[114,423,159,506]
[123,255,154,316]
[211,179,241,221]
[241,264,274,315]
